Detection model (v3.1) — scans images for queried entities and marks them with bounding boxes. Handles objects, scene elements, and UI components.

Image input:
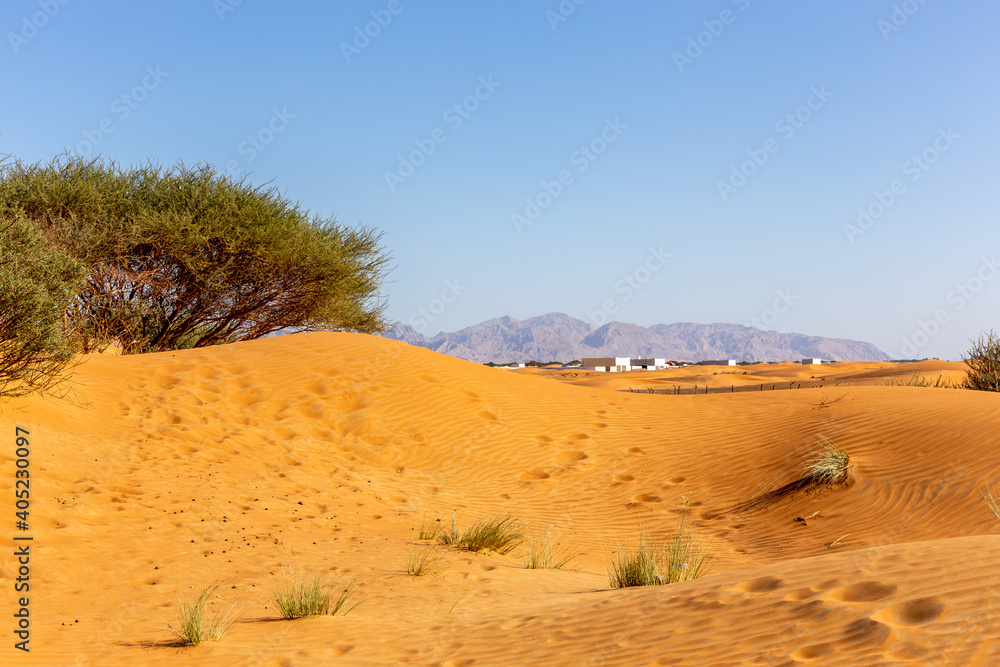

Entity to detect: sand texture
[2,332,998,665]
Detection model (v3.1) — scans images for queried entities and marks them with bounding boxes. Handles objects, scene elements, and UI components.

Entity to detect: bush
[0,156,391,354]
[964,331,1000,392]
[0,212,84,398]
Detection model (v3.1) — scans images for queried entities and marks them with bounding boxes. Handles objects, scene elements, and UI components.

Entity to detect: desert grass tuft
[881,372,960,388]
[523,526,578,569]
[983,482,1000,522]
[804,436,852,486]
[607,532,661,587]
[418,517,441,541]
[438,513,461,547]
[328,578,362,616]
[607,519,709,588]
[271,570,361,619]
[406,546,443,576]
[664,518,710,582]
[438,513,524,554]
[165,583,241,646]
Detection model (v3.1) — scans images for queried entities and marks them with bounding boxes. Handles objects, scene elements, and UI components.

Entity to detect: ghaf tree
[0,156,391,354]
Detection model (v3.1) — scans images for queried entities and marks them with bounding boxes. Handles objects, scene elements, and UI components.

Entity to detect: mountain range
[383,313,891,363]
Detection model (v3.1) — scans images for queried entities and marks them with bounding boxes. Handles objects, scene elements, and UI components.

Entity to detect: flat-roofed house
[581,357,632,372]
[630,358,667,370]
[801,358,823,365]
[702,359,737,366]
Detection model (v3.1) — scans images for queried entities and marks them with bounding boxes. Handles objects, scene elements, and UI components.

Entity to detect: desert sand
[2,332,999,665]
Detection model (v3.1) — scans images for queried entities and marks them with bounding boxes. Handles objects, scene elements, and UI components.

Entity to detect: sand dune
[1,332,998,665]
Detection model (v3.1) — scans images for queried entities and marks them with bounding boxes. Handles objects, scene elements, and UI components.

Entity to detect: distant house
[631,357,668,370]
[509,362,526,368]
[801,358,823,365]
[702,359,737,366]
[581,357,632,372]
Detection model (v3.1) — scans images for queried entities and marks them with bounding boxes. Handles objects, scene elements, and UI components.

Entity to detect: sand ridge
[1,332,998,665]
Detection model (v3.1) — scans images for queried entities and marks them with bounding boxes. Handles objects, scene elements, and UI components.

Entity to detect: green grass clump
[664,520,709,583]
[523,526,578,570]
[607,533,661,587]
[406,546,443,576]
[165,583,241,646]
[271,570,361,619]
[418,517,441,541]
[607,520,709,588]
[984,482,1000,522]
[438,513,524,554]
[804,436,852,485]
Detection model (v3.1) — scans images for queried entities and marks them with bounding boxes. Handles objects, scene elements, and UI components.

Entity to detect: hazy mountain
[382,313,890,363]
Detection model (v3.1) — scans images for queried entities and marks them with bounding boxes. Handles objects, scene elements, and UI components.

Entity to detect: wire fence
[622,378,874,395]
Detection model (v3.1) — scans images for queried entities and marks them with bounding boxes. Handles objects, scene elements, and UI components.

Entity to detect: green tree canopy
[0,211,84,397]
[0,156,391,354]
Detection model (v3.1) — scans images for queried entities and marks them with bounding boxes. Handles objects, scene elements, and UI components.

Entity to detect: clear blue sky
[3,1,998,359]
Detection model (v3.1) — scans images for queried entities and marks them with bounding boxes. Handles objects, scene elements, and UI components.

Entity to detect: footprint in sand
[828,581,898,603]
[876,597,945,627]
[298,402,326,420]
[791,643,835,661]
[841,617,891,644]
[736,576,784,593]
[555,450,588,464]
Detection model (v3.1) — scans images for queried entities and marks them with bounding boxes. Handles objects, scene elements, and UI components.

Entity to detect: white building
[801,358,823,365]
[581,357,632,372]
[630,358,668,370]
[702,359,737,366]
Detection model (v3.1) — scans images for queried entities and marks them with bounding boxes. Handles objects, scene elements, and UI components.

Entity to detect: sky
[2,1,998,360]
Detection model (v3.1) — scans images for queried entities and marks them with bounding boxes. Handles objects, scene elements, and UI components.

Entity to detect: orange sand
[2,333,998,665]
